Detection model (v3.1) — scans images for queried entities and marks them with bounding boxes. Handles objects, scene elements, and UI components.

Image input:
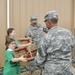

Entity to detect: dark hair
[5,38,15,50]
[5,28,15,41]
[50,18,58,23]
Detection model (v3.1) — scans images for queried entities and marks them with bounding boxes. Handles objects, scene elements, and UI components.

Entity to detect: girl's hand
[26,42,32,46]
[28,42,32,45]
[19,55,28,62]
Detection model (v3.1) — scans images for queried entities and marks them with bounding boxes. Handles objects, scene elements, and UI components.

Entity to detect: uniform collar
[30,24,38,29]
[49,26,59,31]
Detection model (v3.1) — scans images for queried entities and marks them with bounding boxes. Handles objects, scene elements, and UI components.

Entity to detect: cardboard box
[14,38,37,66]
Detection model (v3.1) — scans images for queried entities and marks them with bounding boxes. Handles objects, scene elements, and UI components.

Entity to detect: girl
[3,38,27,75]
[6,28,31,49]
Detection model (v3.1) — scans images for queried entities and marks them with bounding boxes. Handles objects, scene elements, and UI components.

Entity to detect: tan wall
[0,0,75,67]
[0,0,7,67]
[74,0,75,36]
[73,0,75,36]
[10,0,73,38]
[72,0,75,58]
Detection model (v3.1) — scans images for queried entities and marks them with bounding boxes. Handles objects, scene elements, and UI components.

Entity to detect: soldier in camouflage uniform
[25,15,48,70]
[26,15,48,47]
[35,10,75,75]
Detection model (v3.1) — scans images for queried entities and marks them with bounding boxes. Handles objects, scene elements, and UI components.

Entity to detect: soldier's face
[30,20,37,26]
[31,22,37,26]
[45,20,51,29]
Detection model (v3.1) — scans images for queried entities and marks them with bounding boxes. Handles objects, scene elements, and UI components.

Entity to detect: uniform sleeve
[42,25,48,33]
[5,51,13,62]
[25,29,31,37]
[71,34,75,51]
[68,30,75,51]
[35,34,50,64]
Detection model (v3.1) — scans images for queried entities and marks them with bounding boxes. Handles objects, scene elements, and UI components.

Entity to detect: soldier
[25,15,48,47]
[35,10,75,75]
[25,15,48,70]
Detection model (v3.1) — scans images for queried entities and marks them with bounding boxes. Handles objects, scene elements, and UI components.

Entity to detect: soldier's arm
[25,29,31,38]
[35,35,49,64]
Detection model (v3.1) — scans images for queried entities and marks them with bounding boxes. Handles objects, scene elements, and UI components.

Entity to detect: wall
[10,0,73,38]
[0,0,75,67]
[73,0,75,36]
[72,0,75,58]
[0,0,7,67]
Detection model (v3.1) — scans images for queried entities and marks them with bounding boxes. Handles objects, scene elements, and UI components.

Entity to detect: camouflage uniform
[35,26,75,75]
[26,24,48,47]
[26,23,48,70]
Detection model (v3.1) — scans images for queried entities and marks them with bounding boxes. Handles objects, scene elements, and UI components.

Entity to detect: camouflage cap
[44,10,58,22]
[30,15,38,23]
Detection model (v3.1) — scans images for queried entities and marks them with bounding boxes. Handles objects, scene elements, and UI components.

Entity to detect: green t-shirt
[14,39,19,48]
[3,50,20,75]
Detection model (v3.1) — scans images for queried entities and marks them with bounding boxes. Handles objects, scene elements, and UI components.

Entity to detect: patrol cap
[30,15,38,23]
[44,10,58,22]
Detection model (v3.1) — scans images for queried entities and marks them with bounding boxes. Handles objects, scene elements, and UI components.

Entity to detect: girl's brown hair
[5,38,15,50]
[5,28,15,41]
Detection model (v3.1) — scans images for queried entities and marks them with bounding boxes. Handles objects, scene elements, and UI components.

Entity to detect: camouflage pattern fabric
[35,26,75,75]
[26,24,48,47]
[26,24,48,70]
